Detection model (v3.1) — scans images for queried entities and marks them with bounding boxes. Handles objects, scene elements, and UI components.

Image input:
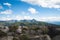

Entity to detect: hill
[0,19,60,27]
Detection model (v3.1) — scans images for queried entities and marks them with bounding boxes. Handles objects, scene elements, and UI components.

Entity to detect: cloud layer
[0,9,12,14]
[0,15,60,21]
[37,17,60,21]
[0,15,33,21]
[21,0,60,8]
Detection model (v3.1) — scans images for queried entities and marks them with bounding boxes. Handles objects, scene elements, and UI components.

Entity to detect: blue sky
[0,0,60,21]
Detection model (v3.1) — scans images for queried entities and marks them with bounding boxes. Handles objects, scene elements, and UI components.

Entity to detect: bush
[42,27,49,34]
[13,37,18,40]
[0,30,7,37]
[19,34,29,40]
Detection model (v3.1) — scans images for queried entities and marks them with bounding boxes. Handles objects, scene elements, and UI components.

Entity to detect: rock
[52,35,60,40]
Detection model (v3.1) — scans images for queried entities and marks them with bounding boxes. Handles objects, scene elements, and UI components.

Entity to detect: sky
[0,0,60,21]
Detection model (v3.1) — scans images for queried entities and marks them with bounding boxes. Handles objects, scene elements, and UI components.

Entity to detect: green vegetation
[0,30,7,37]
[0,20,60,40]
[9,25,18,32]
[19,34,29,40]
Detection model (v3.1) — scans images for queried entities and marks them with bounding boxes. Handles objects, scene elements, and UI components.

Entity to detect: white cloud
[21,0,60,8]
[14,15,32,20]
[0,9,12,14]
[0,15,60,21]
[3,3,11,7]
[0,15,33,21]
[37,17,60,21]
[28,7,38,14]
[14,16,60,21]
[24,16,33,20]
[0,17,12,21]
[0,15,22,21]
[14,16,23,20]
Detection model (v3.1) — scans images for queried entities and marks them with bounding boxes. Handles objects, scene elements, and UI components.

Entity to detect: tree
[13,37,18,40]
[0,30,7,37]
[32,27,40,35]
[9,25,18,32]
[42,27,49,34]
[20,23,26,33]
[23,27,28,33]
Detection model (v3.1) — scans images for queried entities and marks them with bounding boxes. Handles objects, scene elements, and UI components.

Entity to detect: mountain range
[0,19,60,26]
